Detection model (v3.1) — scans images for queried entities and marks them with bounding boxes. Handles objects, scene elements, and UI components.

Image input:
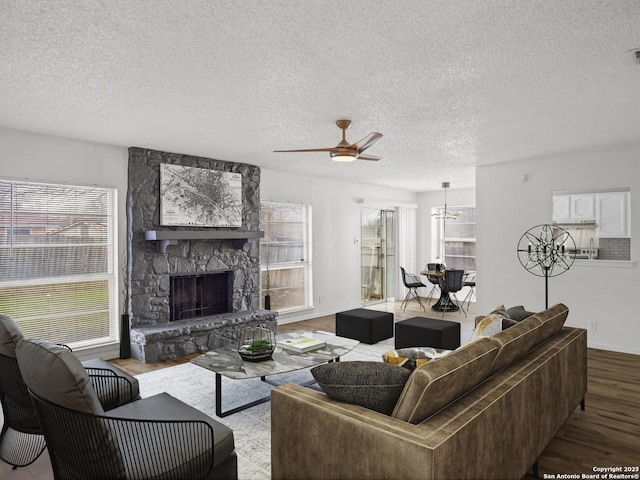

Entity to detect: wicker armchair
[30,391,218,480]
[0,313,139,469]
[0,353,46,468]
[16,338,237,480]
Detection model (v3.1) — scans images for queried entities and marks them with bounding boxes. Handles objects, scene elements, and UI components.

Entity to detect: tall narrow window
[260,201,311,312]
[433,205,476,271]
[0,180,118,347]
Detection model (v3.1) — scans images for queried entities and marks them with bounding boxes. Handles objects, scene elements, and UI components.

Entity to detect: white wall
[260,169,418,324]
[0,127,129,360]
[477,148,640,354]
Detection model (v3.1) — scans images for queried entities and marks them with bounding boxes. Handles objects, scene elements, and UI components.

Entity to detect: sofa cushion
[392,337,499,424]
[488,304,569,375]
[15,338,105,415]
[532,303,569,339]
[382,347,452,370]
[488,315,544,375]
[0,313,24,358]
[311,361,411,415]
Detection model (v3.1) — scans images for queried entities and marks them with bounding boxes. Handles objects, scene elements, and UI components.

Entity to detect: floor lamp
[516,224,576,309]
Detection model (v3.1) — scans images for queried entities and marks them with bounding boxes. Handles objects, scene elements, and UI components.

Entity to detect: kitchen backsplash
[597,238,630,260]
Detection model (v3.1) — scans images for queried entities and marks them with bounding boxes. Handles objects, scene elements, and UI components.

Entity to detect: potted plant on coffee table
[237,327,276,362]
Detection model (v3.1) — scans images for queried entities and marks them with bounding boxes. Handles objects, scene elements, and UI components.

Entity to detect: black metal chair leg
[412,289,425,311]
[532,460,539,478]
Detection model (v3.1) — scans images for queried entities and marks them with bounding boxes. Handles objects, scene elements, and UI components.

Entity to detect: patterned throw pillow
[471,306,514,341]
[382,347,452,370]
[471,314,504,340]
[311,361,411,415]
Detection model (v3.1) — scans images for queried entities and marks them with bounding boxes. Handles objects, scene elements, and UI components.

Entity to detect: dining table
[420,270,459,312]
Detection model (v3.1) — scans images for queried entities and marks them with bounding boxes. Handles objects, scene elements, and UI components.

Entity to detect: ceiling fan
[274,119,382,162]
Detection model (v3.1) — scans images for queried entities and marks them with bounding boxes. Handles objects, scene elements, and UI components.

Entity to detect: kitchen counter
[572,259,636,268]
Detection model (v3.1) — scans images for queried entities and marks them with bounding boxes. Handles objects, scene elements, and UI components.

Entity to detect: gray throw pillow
[506,306,535,322]
[502,317,518,330]
[311,361,411,415]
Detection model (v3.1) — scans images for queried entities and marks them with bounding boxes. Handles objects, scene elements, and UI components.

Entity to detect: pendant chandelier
[432,182,461,221]
[432,181,460,267]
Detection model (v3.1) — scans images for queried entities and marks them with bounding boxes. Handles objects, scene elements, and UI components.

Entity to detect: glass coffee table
[191,331,359,417]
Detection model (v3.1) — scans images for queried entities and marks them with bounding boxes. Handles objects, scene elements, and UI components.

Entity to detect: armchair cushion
[0,313,24,358]
[16,338,105,415]
[109,392,235,472]
[311,361,411,415]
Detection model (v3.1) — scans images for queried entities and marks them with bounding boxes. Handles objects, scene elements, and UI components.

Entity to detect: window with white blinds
[0,180,118,347]
[260,201,311,312]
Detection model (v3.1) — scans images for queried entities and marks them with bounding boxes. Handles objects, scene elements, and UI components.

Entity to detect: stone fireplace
[126,147,277,363]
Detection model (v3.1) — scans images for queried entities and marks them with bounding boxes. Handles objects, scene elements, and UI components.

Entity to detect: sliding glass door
[361,208,395,305]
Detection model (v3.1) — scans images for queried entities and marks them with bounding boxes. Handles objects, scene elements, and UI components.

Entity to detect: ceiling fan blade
[357,154,381,161]
[350,132,383,153]
[273,148,337,153]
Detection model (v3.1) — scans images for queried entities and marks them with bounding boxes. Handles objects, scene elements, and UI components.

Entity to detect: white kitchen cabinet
[597,192,630,237]
[552,195,570,221]
[571,194,596,219]
[552,194,595,221]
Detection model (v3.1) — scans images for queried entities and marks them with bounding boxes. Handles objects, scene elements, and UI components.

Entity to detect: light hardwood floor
[2,299,639,479]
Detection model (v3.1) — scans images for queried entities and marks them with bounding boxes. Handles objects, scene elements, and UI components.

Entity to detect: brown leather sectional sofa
[271,303,587,480]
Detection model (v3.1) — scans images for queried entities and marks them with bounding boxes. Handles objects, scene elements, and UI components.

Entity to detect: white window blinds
[0,180,117,347]
[260,201,311,312]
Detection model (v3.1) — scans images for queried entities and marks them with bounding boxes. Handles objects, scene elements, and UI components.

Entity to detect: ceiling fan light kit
[274,119,382,163]
[331,151,357,162]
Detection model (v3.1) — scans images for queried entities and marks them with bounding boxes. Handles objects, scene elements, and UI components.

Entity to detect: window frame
[259,201,312,313]
[432,204,477,272]
[0,178,119,349]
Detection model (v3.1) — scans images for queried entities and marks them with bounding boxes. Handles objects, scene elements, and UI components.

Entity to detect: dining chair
[462,271,476,309]
[438,269,467,317]
[400,267,426,312]
[425,263,443,305]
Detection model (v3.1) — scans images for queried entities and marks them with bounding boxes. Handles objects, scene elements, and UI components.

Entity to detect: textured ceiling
[1,1,640,192]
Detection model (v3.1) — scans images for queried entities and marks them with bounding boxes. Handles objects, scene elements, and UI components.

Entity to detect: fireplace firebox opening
[169,271,233,321]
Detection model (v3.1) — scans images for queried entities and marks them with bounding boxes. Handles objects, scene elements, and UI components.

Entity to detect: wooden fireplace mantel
[145,230,264,253]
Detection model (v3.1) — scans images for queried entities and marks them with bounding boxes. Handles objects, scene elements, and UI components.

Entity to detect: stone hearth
[130,310,277,363]
[126,147,277,362]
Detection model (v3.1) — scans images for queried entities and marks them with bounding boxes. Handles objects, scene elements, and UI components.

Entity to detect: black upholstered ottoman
[394,317,461,350]
[335,309,394,344]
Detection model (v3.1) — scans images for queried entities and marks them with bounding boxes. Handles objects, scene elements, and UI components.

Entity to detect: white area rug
[135,340,393,480]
